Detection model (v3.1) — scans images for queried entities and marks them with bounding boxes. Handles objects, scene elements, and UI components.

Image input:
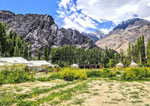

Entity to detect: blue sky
[0,0,59,16]
[0,0,150,34]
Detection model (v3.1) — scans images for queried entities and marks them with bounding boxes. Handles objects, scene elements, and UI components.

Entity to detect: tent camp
[116,62,123,68]
[130,62,138,67]
[0,57,31,66]
[71,64,78,68]
[28,60,54,71]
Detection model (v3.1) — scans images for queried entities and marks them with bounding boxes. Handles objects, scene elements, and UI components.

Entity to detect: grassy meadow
[1,67,150,106]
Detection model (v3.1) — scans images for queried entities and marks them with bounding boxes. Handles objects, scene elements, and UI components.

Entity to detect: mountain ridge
[96,18,150,52]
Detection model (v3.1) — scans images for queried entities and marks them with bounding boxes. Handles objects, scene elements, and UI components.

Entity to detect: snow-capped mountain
[82,31,106,42]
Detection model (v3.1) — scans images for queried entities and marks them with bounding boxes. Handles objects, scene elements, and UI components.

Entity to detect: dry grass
[1,76,150,106]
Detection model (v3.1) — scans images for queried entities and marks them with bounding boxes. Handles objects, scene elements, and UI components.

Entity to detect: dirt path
[25,80,83,101]
[1,78,150,106]
[59,79,150,106]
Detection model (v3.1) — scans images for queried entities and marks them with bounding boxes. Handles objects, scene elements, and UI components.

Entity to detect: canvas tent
[28,60,54,71]
[130,62,138,67]
[116,62,123,68]
[0,57,31,66]
[71,64,78,68]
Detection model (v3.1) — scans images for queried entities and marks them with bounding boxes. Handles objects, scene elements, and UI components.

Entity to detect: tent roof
[0,63,5,66]
[29,60,54,67]
[116,63,123,66]
[71,64,78,66]
[130,62,138,66]
[0,57,30,64]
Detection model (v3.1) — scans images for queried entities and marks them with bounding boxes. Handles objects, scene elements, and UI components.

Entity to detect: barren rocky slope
[96,18,150,52]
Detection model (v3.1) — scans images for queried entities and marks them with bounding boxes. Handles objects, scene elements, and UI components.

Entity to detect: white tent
[116,62,123,68]
[29,60,54,67]
[28,60,54,71]
[0,62,5,66]
[0,57,31,65]
[71,64,78,68]
[130,62,138,67]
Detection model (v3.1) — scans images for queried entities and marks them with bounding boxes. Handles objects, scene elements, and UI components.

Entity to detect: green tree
[44,45,49,61]
[23,43,29,59]
[120,49,124,63]
[37,48,41,60]
[0,23,6,56]
[147,40,150,65]
[28,43,32,60]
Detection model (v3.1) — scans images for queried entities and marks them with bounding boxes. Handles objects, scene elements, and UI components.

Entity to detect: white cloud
[57,0,98,32]
[58,0,70,9]
[57,0,150,33]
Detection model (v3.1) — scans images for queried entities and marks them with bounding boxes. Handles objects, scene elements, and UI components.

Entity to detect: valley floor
[1,74,150,106]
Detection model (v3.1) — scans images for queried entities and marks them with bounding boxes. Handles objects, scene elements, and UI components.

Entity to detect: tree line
[0,23,32,60]
[50,46,119,67]
[0,22,51,60]
[120,35,150,67]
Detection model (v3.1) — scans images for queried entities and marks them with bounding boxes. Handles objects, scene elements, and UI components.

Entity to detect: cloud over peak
[56,0,150,33]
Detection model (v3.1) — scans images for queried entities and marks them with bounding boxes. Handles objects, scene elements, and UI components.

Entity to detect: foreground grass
[0,80,79,106]
[1,76,150,106]
[17,80,90,106]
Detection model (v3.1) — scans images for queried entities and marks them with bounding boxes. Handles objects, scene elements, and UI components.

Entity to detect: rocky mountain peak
[114,18,149,30]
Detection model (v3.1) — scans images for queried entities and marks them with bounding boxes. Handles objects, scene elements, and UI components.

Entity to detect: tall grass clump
[0,67,33,84]
[37,72,62,81]
[87,70,102,77]
[60,68,87,81]
[121,67,150,81]
[101,68,116,77]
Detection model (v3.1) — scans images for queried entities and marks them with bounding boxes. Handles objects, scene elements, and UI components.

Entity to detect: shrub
[113,67,123,71]
[0,67,33,84]
[87,70,102,77]
[60,68,87,81]
[121,67,148,81]
[145,67,150,77]
[116,70,121,75]
[47,67,54,72]
[101,68,116,77]
[37,73,62,81]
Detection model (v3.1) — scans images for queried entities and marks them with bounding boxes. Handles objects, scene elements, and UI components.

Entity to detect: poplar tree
[147,40,150,65]
[0,23,6,56]
[44,45,49,61]
[37,48,41,60]
[28,43,32,60]
[23,43,29,59]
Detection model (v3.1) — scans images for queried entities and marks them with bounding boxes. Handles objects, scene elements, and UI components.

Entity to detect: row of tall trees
[120,35,150,66]
[36,45,51,61]
[0,23,32,60]
[0,22,51,61]
[50,45,119,67]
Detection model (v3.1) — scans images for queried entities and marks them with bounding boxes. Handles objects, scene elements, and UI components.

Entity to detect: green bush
[121,67,149,81]
[37,73,62,81]
[101,68,116,77]
[60,68,87,81]
[87,70,102,77]
[0,67,33,84]
[47,67,54,72]
[116,70,121,75]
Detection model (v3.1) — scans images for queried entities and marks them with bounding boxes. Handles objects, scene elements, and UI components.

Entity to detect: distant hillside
[82,31,105,42]
[96,18,150,52]
[0,10,98,55]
